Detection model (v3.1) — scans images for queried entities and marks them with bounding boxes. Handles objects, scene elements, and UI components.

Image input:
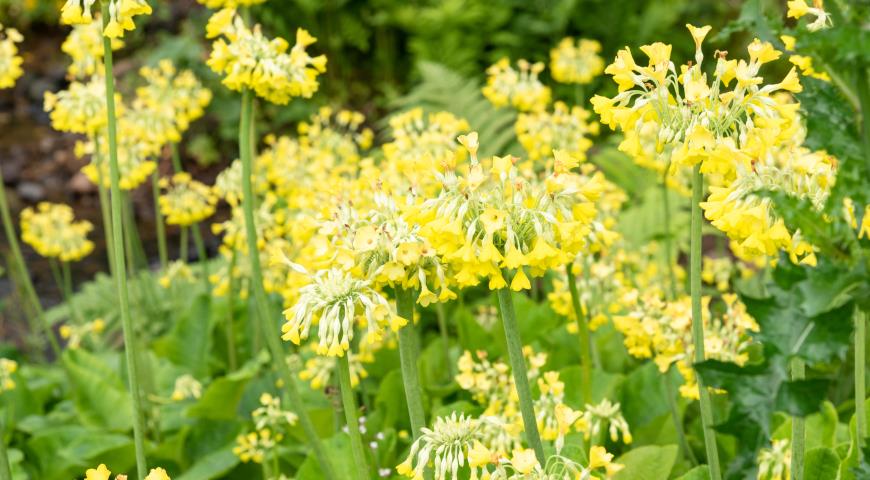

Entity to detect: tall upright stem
[856,308,866,449]
[170,143,183,173]
[396,287,426,438]
[661,176,677,299]
[435,302,452,379]
[92,142,117,277]
[664,370,697,466]
[338,354,370,480]
[151,172,168,271]
[791,358,806,480]
[238,90,336,480]
[101,6,148,477]
[566,265,592,405]
[690,164,721,479]
[0,168,58,357]
[191,225,210,292]
[0,416,11,480]
[179,227,188,262]
[496,284,545,463]
[225,250,238,371]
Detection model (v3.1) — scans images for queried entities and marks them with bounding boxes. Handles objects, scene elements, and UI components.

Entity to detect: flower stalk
[396,287,426,438]
[566,264,592,405]
[101,3,147,476]
[238,89,336,480]
[690,164,721,479]
[496,282,546,463]
[151,172,168,271]
[191,224,210,292]
[856,308,866,447]
[791,357,806,480]
[338,354,370,480]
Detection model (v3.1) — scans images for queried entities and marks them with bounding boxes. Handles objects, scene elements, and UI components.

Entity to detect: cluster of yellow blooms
[61,16,123,79]
[84,464,170,480]
[0,358,17,391]
[59,318,105,349]
[549,37,605,85]
[233,393,297,464]
[158,173,218,226]
[483,58,551,112]
[614,292,757,399]
[412,133,603,291]
[170,374,203,401]
[593,25,830,265]
[757,439,792,480]
[398,349,625,479]
[382,108,470,190]
[515,101,599,163]
[20,202,95,262]
[0,23,24,88]
[206,8,326,104]
[61,0,152,38]
[297,344,372,389]
[786,0,832,31]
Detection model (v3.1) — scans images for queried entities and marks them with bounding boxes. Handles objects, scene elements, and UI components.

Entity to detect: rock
[69,172,96,194]
[17,181,45,202]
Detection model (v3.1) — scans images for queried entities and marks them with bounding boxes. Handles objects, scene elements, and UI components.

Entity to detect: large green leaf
[175,444,240,480]
[612,444,678,480]
[675,466,710,480]
[153,294,213,377]
[186,358,259,420]
[62,349,133,432]
[804,447,839,480]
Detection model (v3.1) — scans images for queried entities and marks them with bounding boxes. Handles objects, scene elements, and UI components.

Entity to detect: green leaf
[675,465,710,480]
[152,294,213,377]
[804,447,839,480]
[62,349,133,431]
[374,370,411,432]
[612,444,678,480]
[187,358,259,420]
[175,444,240,480]
[296,434,356,480]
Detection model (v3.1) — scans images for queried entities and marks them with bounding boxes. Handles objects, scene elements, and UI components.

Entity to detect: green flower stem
[48,259,82,324]
[151,172,168,271]
[92,140,117,277]
[101,8,148,476]
[566,265,592,405]
[191,224,210,292]
[496,283,545,464]
[0,416,11,480]
[170,143,183,173]
[574,83,585,106]
[338,354,370,480]
[396,287,426,438]
[690,164,721,479]
[179,227,188,263]
[791,357,806,480]
[238,90,336,480]
[225,250,238,371]
[856,308,866,446]
[435,302,452,379]
[661,174,678,299]
[0,168,59,357]
[664,369,697,466]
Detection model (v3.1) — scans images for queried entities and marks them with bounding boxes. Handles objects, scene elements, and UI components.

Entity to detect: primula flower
[298,344,371,389]
[281,266,403,357]
[61,0,152,38]
[515,101,599,163]
[233,429,280,464]
[787,0,832,31]
[396,412,486,480]
[44,76,113,135]
[483,58,551,112]
[0,358,17,391]
[0,24,24,89]
[21,202,94,262]
[59,318,105,349]
[170,374,203,401]
[206,8,326,104]
[61,16,123,79]
[159,172,219,226]
[549,37,605,85]
[136,60,213,137]
[757,439,792,480]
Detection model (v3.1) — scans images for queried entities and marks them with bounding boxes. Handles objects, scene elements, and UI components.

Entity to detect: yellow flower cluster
[0,358,17,391]
[84,464,170,480]
[844,199,870,239]
[758,439,792,480]
[382,108,470,190]
[62,17,123,79]
[170,374,203,401]
[787,0,832,31]
[298,345,372,389]
[515,101,598,162]
[60,318,105,349]
[233,393,296,463]
[470,444,621,479]
[61,0,152,38]
[779,35,830,81]
[79,118,158,190]
[412,132,603,292]
[614,292,757,399]
[549,37,605,85]
[233,429,280,464]
[482,58,551,112]
[135,60,213,140]
[0,23,24,89]
[21,202,94,262]
[701,144,835,265]
[297,106,373,168]
[44,75,112,135]
[159,173,218,226]
[206,8,326,104]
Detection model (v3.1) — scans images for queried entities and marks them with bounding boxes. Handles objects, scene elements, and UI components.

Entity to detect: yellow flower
[509,448,538,474]
[482,58,551,112]
[84,464,112,480]
[158,173,218,226]
[144,467,171,480]
[0,24,24,89]
[549,37,604,85]
[21,202,94,262]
